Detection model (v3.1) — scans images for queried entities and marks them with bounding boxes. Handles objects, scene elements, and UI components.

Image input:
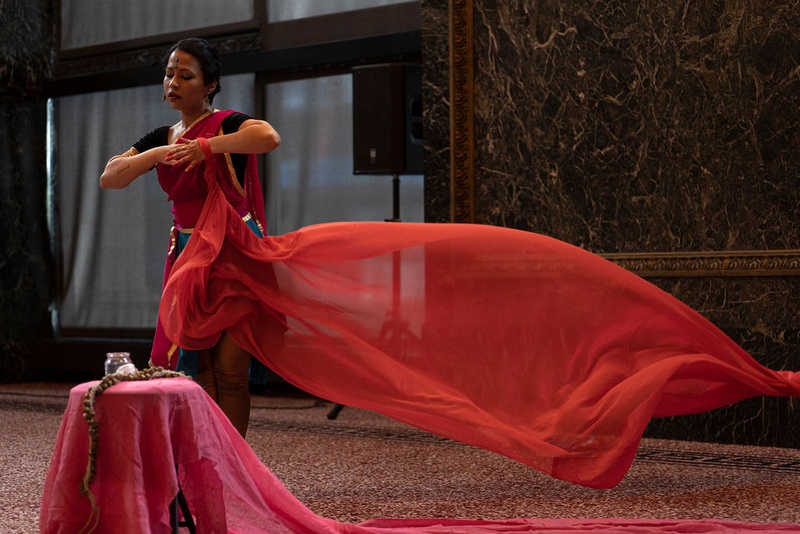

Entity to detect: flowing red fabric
[159,168,800,490]
[40,380,800,533]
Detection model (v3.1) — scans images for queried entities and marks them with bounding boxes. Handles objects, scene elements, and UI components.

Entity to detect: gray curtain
[268,0,414,21]
[60,0,254,50]
[60,0,416,49]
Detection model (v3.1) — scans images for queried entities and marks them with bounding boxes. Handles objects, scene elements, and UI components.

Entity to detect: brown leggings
[195,332,251,437]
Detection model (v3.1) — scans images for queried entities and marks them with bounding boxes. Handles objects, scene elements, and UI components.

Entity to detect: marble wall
[473,1,800,251]
[0,0,54,382]
[421,1,453,222]
[422,0,800,447]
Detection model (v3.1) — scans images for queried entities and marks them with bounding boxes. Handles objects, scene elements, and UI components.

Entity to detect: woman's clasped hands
[165,140,206,171]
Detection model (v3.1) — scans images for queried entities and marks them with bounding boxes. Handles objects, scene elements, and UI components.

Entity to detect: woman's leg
[210,332,252,437]
[195,348,217,402]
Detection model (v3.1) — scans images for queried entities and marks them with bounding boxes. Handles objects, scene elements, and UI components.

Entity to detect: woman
[100,37,280,437]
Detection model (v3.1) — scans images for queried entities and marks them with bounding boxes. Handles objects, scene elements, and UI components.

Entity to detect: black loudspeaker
[353,63,423,175]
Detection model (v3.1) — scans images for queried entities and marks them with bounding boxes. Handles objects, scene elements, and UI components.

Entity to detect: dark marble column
[0,0,55,381]
[469,0,800,249]
[422,0,453,222]
[421,1,800,447]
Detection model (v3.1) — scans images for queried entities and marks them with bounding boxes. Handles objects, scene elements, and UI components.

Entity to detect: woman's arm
[210,119,281,155]
[100,146,172,189]
[165,119,281,171]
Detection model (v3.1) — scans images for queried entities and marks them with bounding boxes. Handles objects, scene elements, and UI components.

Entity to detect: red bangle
[197,137,213,160]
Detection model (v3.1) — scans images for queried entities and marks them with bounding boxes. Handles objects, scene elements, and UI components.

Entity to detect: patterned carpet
[3,382,800,533]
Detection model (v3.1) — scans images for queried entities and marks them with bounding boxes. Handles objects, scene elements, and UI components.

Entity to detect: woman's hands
[165,139,207,172]
[163,119,281,172]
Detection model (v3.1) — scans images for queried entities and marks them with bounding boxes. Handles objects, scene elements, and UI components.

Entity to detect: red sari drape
[159,162,800,490]
[151,110,267,367]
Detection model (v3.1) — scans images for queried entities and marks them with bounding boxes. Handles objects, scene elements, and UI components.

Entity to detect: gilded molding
[449,0,475,223]
[601,250,800,278]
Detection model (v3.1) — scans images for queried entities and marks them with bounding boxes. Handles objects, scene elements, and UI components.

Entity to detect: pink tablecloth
[39,378,340,534]
[39,379,800,534]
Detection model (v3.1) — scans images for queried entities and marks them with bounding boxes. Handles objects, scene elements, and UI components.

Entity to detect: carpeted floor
[3,382,800,533]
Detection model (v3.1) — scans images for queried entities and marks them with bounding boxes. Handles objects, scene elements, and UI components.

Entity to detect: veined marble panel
[422,0,453,222]
[0,0,55,380]
[469,1,800,253]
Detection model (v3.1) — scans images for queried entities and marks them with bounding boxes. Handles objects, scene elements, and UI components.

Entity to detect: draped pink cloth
[157,161,800,491]
[40,379,800,533]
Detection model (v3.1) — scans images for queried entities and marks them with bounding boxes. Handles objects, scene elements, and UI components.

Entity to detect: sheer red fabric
[159,168,800,490]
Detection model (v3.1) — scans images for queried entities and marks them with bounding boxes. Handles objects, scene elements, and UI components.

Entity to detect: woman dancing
[100,37,279,437]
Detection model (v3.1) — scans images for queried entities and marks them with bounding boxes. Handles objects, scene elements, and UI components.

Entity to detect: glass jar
[104,352,137,376]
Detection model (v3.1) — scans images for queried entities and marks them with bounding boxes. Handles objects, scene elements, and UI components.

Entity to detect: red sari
[158,148,800,491]
[150,110,267,368]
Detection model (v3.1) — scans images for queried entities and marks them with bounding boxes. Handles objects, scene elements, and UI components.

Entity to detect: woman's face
[163,49,216,113]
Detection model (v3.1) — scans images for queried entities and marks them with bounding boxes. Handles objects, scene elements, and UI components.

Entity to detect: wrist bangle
[197,137,213,160]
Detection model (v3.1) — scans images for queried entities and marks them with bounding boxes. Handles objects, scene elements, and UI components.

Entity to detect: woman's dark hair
[163,37,222,104]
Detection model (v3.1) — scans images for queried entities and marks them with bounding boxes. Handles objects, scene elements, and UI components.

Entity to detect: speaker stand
[388,174,401,222]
